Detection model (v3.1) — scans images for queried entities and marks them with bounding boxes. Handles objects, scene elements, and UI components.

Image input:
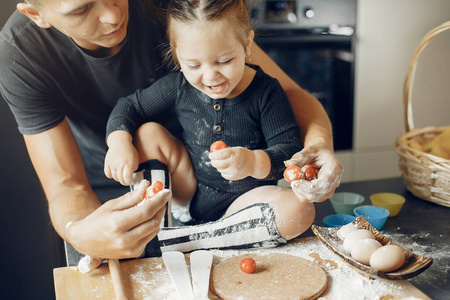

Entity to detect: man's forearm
[251,43,334,150]
[285,88,334,150]
[23,119,100,242]
[48,187,100,242]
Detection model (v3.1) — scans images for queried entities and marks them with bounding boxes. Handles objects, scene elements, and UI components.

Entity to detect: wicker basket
[394,21,450,207]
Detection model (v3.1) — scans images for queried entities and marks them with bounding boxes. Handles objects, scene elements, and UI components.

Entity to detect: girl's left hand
[284,143,343,203]
[209,147,256,181]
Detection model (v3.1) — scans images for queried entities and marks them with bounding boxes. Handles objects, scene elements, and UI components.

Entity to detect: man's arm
[23,119,99,238]
[251,43,343,203]
[23,119,169,259]
[250,43,333,149]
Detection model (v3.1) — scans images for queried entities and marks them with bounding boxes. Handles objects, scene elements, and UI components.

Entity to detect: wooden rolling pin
[78,255,104,274]
[108,258,132,300]
[78,255,131,299]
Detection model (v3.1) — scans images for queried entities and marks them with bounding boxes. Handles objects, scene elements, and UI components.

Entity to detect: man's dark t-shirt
[0,0,178,194]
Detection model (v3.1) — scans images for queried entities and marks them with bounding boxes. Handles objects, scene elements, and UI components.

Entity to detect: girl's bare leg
[133,122,197,206]
[224,185,315,240]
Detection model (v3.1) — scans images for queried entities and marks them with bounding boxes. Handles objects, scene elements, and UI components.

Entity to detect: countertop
[305,177,450,299]
[54,235,432,299]
[54,177,449,299]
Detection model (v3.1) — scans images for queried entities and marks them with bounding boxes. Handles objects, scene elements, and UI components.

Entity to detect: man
[0,0,343,264]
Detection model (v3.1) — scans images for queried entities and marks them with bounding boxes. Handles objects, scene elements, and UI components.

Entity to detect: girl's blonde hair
[165,0,252,69]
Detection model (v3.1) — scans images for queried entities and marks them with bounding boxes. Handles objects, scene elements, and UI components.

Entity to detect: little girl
[105,0,315,255]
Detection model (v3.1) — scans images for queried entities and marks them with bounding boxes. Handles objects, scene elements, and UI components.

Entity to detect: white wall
[337,0,450,182]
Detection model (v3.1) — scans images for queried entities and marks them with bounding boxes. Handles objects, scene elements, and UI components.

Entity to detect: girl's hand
[209,147,269,181]
[284,143,343,203]
[104,131,139,186]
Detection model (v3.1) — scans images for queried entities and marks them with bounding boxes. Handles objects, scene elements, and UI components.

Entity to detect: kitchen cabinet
[338,0,450,182]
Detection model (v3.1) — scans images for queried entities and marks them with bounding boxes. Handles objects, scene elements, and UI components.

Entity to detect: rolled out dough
[210,253,327,299]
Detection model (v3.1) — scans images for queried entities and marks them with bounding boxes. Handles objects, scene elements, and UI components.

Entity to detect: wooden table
[54,177,449,299]
[54,238,431,299]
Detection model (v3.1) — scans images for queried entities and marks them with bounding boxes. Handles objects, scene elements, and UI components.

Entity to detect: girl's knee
[227,186,316,239]
[272,191,315,240]
[135,123,196,203]
[136,122,170,140]
[134,122,178,163]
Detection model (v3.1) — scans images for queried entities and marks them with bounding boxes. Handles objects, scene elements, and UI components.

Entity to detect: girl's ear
[245,29,255,57]
[16,3,52,28]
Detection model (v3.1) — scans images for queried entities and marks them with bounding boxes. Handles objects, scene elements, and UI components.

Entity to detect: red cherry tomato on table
[240,257,256,274]
[283,166,304,183]
[304,167,318,181]
[145,181,164,199]
[210,141,227,152]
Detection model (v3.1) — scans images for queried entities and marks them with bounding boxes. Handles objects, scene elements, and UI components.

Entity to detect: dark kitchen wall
[0,1,65,299]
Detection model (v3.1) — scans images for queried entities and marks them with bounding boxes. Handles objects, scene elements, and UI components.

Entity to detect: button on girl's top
[214,125,222,132]
[214,104,221,111]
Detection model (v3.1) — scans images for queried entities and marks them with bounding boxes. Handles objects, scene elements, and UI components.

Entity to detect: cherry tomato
[304,167,318,181]
[240,257,256,274]
[283,166,304,183]
[210,141,227,152]
[145,181,164,199]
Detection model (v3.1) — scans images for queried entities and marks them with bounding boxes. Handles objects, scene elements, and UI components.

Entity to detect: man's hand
[284,143,343,203]
[67,181,171,259]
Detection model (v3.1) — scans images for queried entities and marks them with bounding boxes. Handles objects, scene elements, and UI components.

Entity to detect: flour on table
[384,229,449,292]
[124,235,430,299]
[212,238,426,300]
[129,263,178,299]
[90,274,111,299]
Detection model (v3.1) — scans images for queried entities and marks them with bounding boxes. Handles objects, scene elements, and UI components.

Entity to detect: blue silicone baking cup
[323,214,357,228]
[353,205,389,230]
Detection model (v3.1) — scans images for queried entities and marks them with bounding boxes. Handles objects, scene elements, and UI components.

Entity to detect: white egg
[351,239,382,265]
[343,229,375,253]
[337,223,357,240]
[370,245,405,272]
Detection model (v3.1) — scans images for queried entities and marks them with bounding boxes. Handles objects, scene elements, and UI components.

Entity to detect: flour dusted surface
[122,237,425,299]
[211,238,420,300]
